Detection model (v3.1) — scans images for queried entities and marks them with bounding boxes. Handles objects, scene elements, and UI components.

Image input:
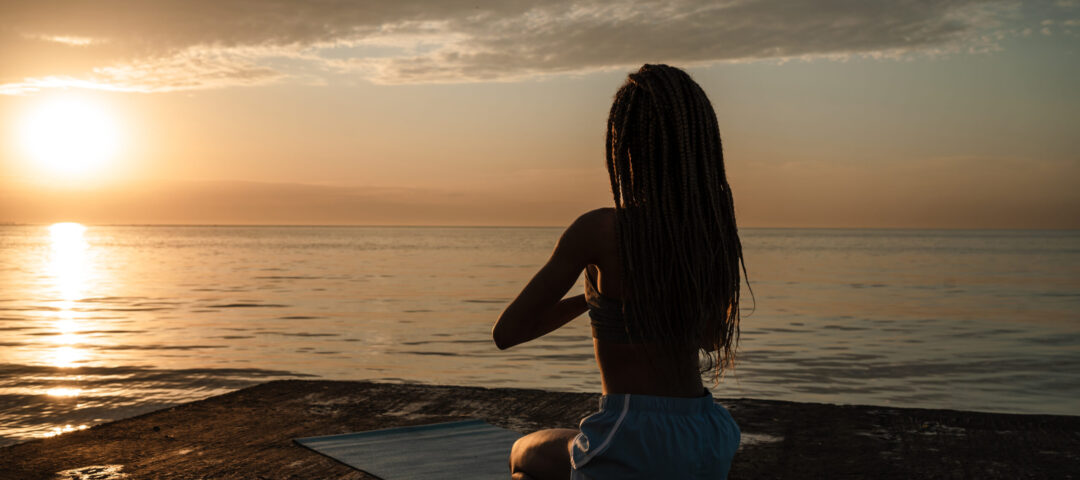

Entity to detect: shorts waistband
[598,390,716,415]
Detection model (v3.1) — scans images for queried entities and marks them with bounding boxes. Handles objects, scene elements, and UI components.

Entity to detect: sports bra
[584,267,641,344]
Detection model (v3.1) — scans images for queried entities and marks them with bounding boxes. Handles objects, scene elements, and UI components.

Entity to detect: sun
[17,95,121,177]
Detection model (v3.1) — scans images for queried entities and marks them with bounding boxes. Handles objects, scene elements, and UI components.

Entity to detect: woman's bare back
[583,208,704,397]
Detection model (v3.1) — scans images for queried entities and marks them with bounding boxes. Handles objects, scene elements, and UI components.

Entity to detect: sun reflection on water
[42,424,88,438]
[48,222,90,302]
[45,387,82,398]
[48,346,87,369]
[45,223,92,369]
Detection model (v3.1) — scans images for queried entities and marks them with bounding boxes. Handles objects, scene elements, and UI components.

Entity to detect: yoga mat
[295,419,522,479]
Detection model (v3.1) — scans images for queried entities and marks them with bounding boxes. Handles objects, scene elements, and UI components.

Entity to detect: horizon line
[3,222,1078,231]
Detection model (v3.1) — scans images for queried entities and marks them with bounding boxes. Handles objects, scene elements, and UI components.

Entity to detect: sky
[1,0,1078,228]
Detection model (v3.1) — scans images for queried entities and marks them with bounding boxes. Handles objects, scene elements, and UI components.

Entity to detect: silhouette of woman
[493,64,746,480]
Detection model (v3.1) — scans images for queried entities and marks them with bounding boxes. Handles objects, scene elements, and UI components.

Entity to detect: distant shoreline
[2,380,1078,479]
[4,222,1079,231]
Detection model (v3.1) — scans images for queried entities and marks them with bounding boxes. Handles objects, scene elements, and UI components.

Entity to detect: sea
[1,225,1078,446]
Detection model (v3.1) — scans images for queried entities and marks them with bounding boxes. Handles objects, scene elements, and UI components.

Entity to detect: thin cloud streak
[0,0,1033,93]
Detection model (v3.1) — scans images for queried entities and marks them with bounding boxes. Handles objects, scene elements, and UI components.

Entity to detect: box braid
[606,64,749,382]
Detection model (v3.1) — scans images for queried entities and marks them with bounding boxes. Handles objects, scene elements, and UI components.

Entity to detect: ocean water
[1,225,1078,446]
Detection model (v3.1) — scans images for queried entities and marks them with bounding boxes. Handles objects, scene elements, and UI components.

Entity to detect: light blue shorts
[570,390,740,479]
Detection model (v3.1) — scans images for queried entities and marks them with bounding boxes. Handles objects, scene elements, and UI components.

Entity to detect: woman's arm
[493,294,587,350]
[492,213,598,350]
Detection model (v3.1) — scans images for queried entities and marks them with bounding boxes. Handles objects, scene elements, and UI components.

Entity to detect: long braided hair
[606,64,748,381]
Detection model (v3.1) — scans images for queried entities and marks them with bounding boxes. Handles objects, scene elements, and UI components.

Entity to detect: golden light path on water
[41,222,91,437]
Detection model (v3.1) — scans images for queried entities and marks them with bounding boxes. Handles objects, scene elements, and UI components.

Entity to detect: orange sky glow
[1,1,1078,228]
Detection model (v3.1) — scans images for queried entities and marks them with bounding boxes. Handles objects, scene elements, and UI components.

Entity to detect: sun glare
[18,95,121,177]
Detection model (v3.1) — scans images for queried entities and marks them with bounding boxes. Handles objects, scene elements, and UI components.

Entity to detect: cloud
[0,45,284,95]
[0,0,1027,93]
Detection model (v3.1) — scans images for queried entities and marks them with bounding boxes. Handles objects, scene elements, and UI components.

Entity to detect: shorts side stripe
[573,394,631,468]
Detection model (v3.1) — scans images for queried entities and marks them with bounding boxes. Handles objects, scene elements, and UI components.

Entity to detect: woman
[492,64,746,480]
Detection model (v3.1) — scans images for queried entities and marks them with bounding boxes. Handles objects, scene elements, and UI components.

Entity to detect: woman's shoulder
[554,208,617,266]
[565,208,615,240]
[577,207,616,228]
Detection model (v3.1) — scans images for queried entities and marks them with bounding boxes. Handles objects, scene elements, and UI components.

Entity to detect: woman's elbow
[491,323,514,350]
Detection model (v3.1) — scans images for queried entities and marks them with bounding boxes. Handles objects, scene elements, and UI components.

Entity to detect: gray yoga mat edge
[294,418,522,480]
